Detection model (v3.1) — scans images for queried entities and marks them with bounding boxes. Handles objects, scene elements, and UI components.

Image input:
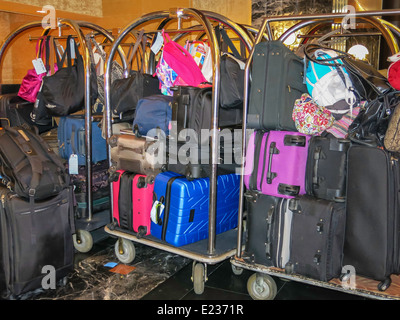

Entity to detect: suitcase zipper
[260,132,270,190]
[161,175,185,241]
[390,155,400,273]
[250,131,265,191]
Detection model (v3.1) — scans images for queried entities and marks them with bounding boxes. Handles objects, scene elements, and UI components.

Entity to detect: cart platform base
[231,256,400,300]
[105,224,243,264]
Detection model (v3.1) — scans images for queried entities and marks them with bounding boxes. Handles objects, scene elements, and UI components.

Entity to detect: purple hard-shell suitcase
[244,130,310,198]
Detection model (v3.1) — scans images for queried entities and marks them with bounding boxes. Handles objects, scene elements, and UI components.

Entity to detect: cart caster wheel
[192,262,206,295]
[114,238,136,264]
[232,264,243,276]
[73,230,93,253]
[378,278,391,292]
[247,273,277,300]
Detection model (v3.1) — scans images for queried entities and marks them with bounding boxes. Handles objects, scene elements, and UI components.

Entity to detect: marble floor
[15,228,369,303]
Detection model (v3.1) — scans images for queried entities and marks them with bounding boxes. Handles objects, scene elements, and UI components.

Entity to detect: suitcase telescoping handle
[266,142,279,184]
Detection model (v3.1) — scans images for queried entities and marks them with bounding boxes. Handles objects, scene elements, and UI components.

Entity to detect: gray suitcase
[244,192,293,269]
[285,195,346,282]
[247,40,307,131]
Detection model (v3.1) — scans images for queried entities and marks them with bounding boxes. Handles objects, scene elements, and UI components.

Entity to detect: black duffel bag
[110,30,160,120]
[39,35,98,117]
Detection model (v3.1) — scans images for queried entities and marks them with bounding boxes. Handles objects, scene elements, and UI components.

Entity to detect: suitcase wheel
[378,277,392,292]
[137,226,147,238]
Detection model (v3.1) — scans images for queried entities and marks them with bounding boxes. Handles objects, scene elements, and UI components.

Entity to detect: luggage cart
[231,9,400,300]
[0,20,127,253]
[103,8,253,294]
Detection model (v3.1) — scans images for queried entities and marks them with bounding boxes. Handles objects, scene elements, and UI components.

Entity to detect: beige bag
[384,102,400,152]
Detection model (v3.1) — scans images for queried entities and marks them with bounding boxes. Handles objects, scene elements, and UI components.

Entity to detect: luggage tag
[32,58,47,75]
[68,154,79,174]
[150,200,164,225]
[151,32,163,55]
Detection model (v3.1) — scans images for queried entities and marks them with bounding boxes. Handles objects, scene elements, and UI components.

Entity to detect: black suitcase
[247,41,306,131]
[243,192,292,269]
[171,86,242,136]
[0,93,55,134]
[0,186,75,298]
[305,134,350,202]
[165,129,241,179]
[285,195,346,282]
[343,145,400,291]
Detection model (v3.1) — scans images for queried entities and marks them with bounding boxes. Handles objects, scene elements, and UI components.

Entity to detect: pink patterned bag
[155,31,207,95]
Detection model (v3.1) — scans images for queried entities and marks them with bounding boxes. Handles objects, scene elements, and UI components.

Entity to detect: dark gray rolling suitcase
[247,40,307,131]
[0,186,75,298]
[243,192,292,269]
[305,134,350,202]
[171,86,242,136]
[285,195,346,282]
[343,145,400,291]
[166,129,241,180]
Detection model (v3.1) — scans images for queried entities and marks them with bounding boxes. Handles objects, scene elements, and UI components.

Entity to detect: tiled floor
[20,228,368,302]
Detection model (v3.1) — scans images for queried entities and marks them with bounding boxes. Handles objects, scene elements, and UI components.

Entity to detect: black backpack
[0,124,69,201]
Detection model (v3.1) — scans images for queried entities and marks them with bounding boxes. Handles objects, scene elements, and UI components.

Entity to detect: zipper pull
[1,194,5,208]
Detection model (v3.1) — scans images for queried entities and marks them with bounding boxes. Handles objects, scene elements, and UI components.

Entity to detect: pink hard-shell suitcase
[111,170,154,237]
[244,130,310,198]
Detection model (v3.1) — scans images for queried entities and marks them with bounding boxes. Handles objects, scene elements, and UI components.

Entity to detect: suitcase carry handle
[266,142,279,184]
[312,147,322,186]
[278,184,300,197]
[284,135,306,147]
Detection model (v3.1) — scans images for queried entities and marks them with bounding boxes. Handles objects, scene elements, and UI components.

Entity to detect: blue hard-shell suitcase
[57,115,107,165]
[150,171,239,247]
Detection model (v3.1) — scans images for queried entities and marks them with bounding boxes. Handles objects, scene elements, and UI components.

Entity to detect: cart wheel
[192,262,205,295]
[247,273,277,300]
[114,238,136,264]
[73,230,93,253]
[231,264,243,276]
[378,277,391,292]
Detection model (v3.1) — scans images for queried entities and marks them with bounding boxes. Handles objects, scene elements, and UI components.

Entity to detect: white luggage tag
[150,200,164,224]
[68,154,79,174]
[151,32,163,55]
[32,58,47,75]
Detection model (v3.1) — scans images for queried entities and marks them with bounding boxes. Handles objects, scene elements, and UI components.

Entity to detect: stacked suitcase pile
[108,32,245,247]
[0,123,75,298]
[242,39,400,291]
[57,114,111,220]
